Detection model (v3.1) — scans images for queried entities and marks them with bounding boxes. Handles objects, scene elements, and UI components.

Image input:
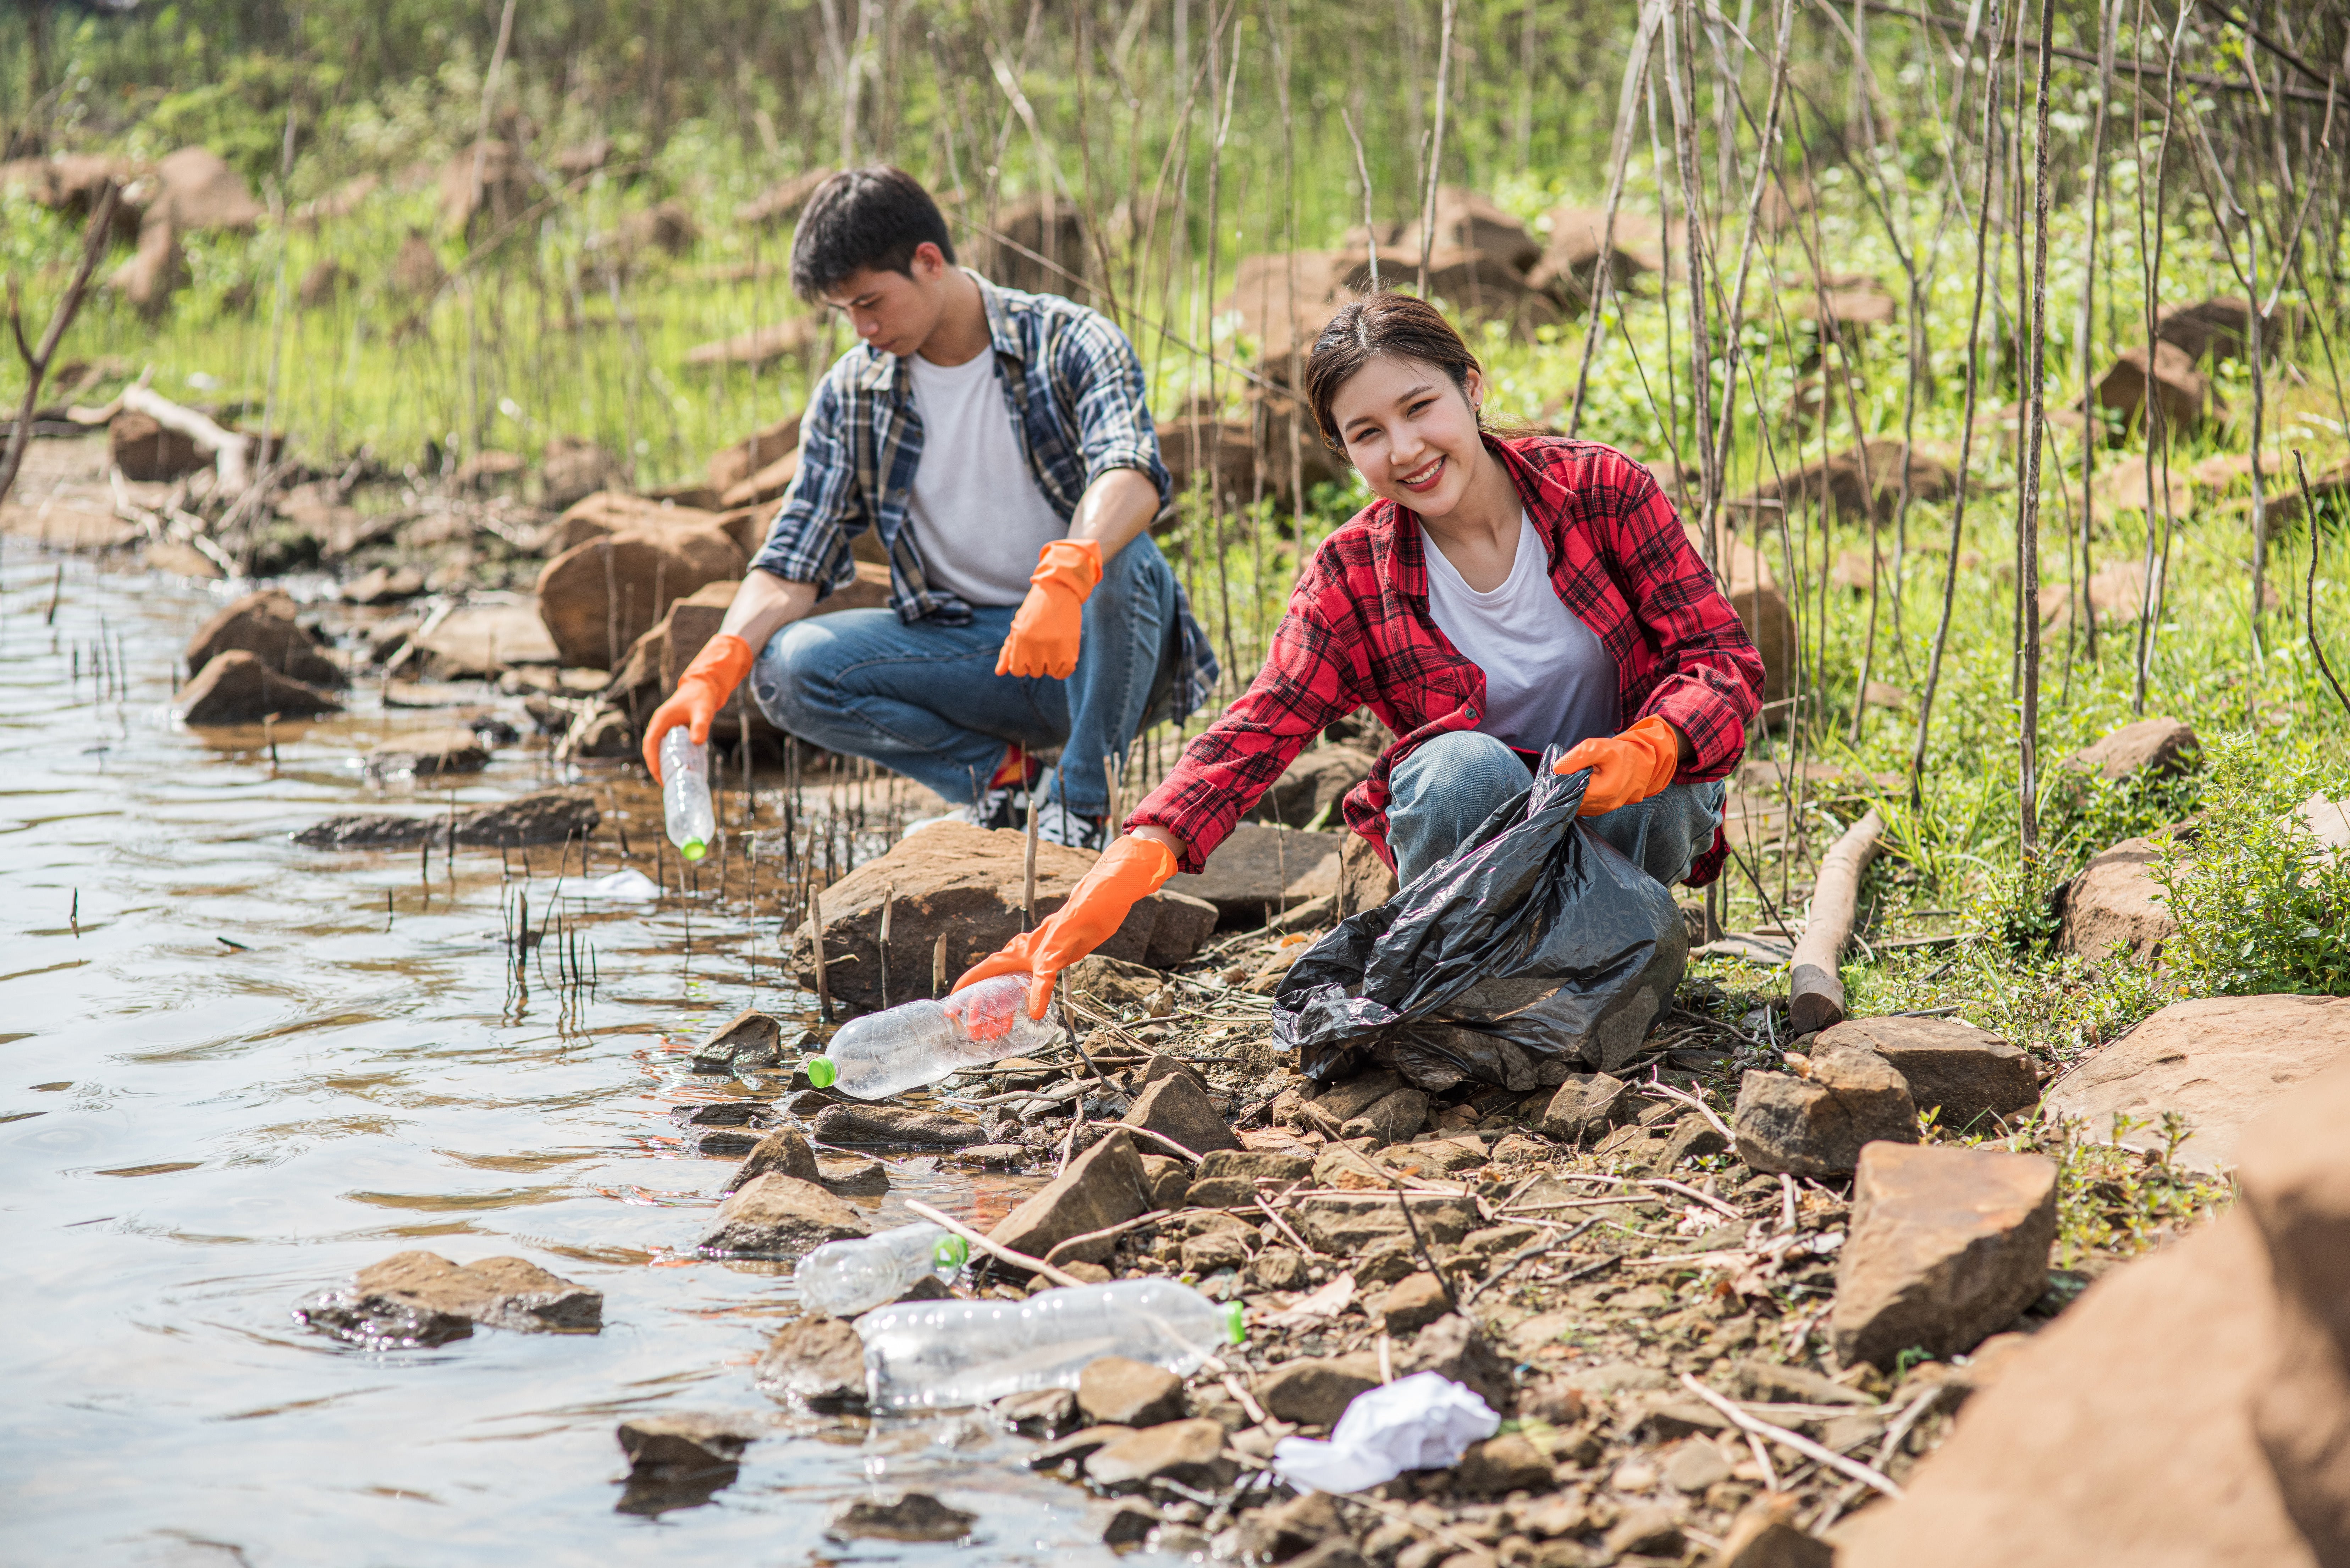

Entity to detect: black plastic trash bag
[1271,749,1688,1093]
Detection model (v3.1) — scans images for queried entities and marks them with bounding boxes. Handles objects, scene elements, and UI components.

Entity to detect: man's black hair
[790,166,956,299]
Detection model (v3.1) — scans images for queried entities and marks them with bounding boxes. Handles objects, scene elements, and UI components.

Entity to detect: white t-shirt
[903,349,1069,606]
[1421,512,1620,753]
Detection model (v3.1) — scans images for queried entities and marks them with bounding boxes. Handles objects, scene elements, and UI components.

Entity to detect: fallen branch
[1,182,120,514]
[1642,1074,1737,1145]
[1789,810,1885,1033]
[1677,1373,1906,1498]
[901,1197,1085,1288]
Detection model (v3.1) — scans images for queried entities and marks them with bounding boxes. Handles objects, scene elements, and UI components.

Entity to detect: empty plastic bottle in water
[805,975,1057,1099]
[660,727,716,862]
[795,1223,971,1318]
[855,1278,1247,1411]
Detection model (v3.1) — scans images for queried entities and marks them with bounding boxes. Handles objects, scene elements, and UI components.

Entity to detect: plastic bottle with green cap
[793,1222,971,1317]
[804,974,1057,1099]
[854,1278,1248,1411]
[659,727,716,862]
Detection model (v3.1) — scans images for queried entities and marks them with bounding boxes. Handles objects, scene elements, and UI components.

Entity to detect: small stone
[1715,1499,1832,1568]
[995,1386,1079,1438]
[177,649,343,724]
[1293,1193,1478,1253]
[291,789,598,851]
[1246,1248,1310,1292]
[1287,1540,1372,1568]
[1732,1045,1918,1176]
[1728,1359,1876,1407]
[1516,1376,1587,1426]
[185,587,342,686]
[1662,1439,1733,1494]
[1381,1271,1453,1334]
[1609,1458,1661,1492]
[1182,1229,1253,1274]
[1457,1433,1552,1495]
[1139,1153,1193,1210]
[1085,1418,1238,1494]
[725,1129,820,1192]
[690,1009,785,1072]
[1122,1070,1244,1155]
[293,1251,602,1346]
[2061,715,2200,785]
[1831,1142,2059,1369]
[1539,1072,1631,1141]
[1661,1114,1730,1167]
[698,1174,872,1257]
[825,1491,977,1543]
[342,564,427,604]
[679,1099,772,1127]
[1817,1016,2040,1134]
[1027,1425,1133,1471]
[1355,1237,1425,1285]
[2055,837,2176,969]
[816,1153,890,1196]
[616,1411,760,1479]
[1079,1356,1187,1428]
[366,727,489,777]
[1256,1354,1381,1426]
[1186,1148,1316,1208]
[988,1128,1152,1268]
[754,1314,867,1408]
[1341,1087,1431,1145]
[1102,1498,1165,1547]
[1561,1362,1673,1395]
[1400,1314,1513,1415]
[812,1103,987,1147]
[1236,1489,1342,1561]
[1602,1505,1682,1559]
[1463,1224,1541,1258]
[1644,1400,1734,1440]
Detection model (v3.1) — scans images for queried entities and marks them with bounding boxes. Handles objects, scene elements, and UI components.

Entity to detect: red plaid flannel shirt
[1126,435,1763,886]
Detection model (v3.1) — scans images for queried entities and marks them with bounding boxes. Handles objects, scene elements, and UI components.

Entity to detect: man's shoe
[1031,794,1108,852]
[902,783,1024,838]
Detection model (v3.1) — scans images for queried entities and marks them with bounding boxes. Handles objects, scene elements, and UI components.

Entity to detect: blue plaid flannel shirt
[750,272,1219,724]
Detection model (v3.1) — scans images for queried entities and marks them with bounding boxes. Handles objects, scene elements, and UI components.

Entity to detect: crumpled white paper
[567,869,661,901]
[1271,1372,1500,1494]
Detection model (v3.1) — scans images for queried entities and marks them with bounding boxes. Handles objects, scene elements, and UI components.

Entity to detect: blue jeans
[1385,730,1728,889]
[750,534,1176,819]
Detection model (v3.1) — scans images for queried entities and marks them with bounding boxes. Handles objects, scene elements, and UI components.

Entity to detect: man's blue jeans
[1385,729,1727,888]
[749,534,1176,819]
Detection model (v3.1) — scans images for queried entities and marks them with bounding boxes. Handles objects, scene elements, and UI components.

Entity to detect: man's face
[818,243,951,358]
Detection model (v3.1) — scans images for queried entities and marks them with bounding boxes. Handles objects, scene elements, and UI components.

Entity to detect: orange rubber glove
[1551,714,1682,816]
[642,633,755,782]
[954,834,1177,1018]
[995,538,1103,680]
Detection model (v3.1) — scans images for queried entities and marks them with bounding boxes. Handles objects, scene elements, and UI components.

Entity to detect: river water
[0,551,1114,1566]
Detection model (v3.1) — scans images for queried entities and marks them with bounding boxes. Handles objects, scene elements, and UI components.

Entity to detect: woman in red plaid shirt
[961,294,1764,1016]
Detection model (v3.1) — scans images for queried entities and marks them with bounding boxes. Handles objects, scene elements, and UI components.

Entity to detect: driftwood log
[1789,809,1885,1034]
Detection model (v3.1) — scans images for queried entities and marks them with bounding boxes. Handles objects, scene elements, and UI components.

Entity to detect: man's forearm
[1068,467,1160,563]
[718,568,820,654]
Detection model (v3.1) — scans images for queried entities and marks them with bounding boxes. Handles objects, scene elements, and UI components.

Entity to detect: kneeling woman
[960,294,1764,1007]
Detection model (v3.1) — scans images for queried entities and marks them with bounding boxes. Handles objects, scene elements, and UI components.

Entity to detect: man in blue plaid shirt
[642,167,1215,849]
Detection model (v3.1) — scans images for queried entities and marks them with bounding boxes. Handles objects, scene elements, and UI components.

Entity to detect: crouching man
[643,166,1216,847]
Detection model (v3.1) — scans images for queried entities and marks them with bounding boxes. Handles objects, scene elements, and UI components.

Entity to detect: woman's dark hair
[790,166,956,300]
[1303,292,1484,458]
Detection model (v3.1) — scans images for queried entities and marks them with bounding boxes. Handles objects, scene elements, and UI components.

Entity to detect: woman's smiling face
[1329,353,1486,518]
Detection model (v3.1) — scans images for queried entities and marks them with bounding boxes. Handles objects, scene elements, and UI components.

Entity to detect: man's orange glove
[642,633,755,782]
[1551,714,1681,816]
[955,834,1177,1018]
[995,538,1103,680]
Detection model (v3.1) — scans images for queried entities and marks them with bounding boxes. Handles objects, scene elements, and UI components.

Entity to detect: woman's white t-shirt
[1419,512,1620,753]
[903,349,1069,606]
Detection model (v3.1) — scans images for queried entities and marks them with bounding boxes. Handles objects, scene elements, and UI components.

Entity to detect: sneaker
[903,784,1024,838]
[1031,792,1109,851]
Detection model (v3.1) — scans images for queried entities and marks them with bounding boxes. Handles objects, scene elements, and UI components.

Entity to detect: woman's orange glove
[1551,714,1681,816]
[995,538,1103,680]
[955,834,1177,1018]
[642,633,755,782]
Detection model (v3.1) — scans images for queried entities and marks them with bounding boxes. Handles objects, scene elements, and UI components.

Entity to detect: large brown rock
[1733,439,1954,524]
[145,146,265,232]
[811,1104,988,1148]
[294,1251,602,1346]
[2096,340,2211,433]
[1256,1354,1381,1426]
[438,139,535,232]
[1084,1418,1237,1494]
[790,822,1216,1012]
[1831,1142,2058,1369]
[1399,1313,1514,1415]
[186,589,342,687]
[535,527,745,669]
[725,1129,820,1192]
[616,1411,761,1479]
[1530,205,1663,303]
[1394,185,1543,273]
[2055,836,2177,969]
[1817,1016,2040,1134]
[707,412,804,496]
[291,789,599,850]
[1539,1070,1632,1141]
[692,1010,787,1074]
[1120,1071,1242,1155]
[2061,716,2200,786]
[410,600,562,675]
[2041,994,2350,1173]
[175,650,343,724]
[540,490,737,557]
[1185,1148,1313,1209]
[1079,1356,1186,1428]
[111,409,205,480]
[1257,747,1378,829]
[1292,1192,1477,1253]
[109,214,184,314]
[754,1314,867,1408]
[1169,823,1346,926]
[988,1128,1152,1268]
[1732,1046,1918,1176]
[697,1173,872,1257]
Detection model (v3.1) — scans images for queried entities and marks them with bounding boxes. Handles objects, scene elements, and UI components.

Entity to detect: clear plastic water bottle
[660,727,716,862]
[806,975,1058,1099]
[856,1278,1247,1412]
[795,1223,972,1318]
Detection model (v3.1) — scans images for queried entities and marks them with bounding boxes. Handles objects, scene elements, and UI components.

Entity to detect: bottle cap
[805,1056,838,1089]
[680,839,708,862]
[934,1234,971,1271]
[1220,1300,1247,1346]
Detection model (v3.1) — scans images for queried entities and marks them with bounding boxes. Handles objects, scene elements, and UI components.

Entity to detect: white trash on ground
[1271,1372,1500,1494]
[568,868,661,901]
